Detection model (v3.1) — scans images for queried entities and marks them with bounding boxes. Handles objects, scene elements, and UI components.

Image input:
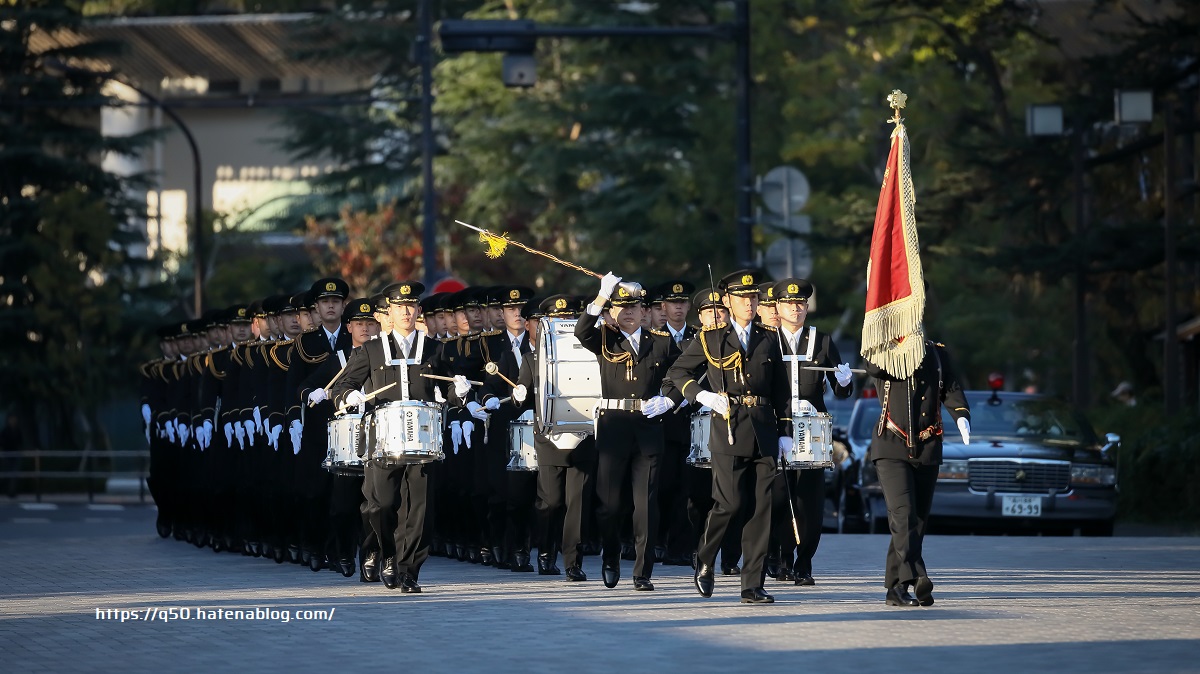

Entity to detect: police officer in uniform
[575,274,683,591]
[768,279,854,586]
[650,280,696,566]
[666,269,791,604]
[866,341,970,607]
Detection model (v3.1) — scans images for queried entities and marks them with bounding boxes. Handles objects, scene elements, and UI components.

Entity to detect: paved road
[1,504,1198,673]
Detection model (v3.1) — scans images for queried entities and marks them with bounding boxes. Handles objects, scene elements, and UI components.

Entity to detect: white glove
[696,391,729,417]
[178,423,190,446]
[466,401,488,420]
[141,404,151,427]
[307,389,327,405]
[224,422,234,447]
[252,406,263,434]
[344,390,367,408]
[778,436,794,460]
[598,272,622,299]
[289,419,303,455]
[434,386,446,404]
[201,420,213,444]
[834,363,853,388]
[164,421,176,444]
[453,375,471,398]
[450,420,462,455]
[462,420,475,448]
[642,396,675,418]
[241,419,255,441]
[678,398,689,410]
[513,384,527,404]
[484,397,501,411]
[234,422,246,450]
[268,424,283,451]
[957,417,971,445]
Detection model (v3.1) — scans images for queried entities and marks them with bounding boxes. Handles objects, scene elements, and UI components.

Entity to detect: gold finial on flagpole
[886,89,907,126]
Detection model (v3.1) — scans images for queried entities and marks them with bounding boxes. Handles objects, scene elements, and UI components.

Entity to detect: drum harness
[777,326,816,547]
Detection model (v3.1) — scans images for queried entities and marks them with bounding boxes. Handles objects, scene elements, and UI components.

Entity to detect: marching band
[138,268,965,607]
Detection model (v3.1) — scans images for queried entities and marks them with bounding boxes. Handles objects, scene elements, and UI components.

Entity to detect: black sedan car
[846,389,1119,535]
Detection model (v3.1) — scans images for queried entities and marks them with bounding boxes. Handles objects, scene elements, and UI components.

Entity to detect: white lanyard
[779,326,816,413]
[380,330,424,402]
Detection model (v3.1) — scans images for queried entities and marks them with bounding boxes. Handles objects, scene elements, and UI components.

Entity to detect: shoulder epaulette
[759,324,778,332]
[269,343,291,371]
[702,322,728,332]
[935,342,946,348]
[303,327,320,334]
[466,333,482,341]
[648,328,670,337]
[483,329,502,337]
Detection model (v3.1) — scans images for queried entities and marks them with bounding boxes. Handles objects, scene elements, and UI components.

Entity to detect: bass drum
[535,317,600,436]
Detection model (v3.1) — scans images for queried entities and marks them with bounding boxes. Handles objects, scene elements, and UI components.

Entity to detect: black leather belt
[732,395,771,407]
[598,399,643,412]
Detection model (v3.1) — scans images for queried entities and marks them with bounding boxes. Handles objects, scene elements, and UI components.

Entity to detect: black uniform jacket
[329,331,457,411]
[864,341,971,465]
[665,321,791,458]
[573,315,684,405]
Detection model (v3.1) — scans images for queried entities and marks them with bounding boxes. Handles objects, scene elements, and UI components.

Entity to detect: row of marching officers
[140,268,968,605]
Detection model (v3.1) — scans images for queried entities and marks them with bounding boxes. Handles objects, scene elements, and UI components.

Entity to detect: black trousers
[535,461,593,569]
[699,452,774,591]
[769,468,825,576]
[504,471,537,557]
[362,461,436,579]
[329,474,364,560]
[875,459,938,588]
[594,411,661,578]
[657,435,690,556]
[686,467,743,568]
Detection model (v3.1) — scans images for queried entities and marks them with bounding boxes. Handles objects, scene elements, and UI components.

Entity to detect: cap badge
[618,288,629,297]
[555,298,567,310]
[237,308,246,317]
[325,282,336,292]
[509,289,520,300]
[787,283,799,294]
[360,303,370,312]
[741,274,753,286]
[708,292,719,301]
[672,283,683,294]
[399,285,411,295]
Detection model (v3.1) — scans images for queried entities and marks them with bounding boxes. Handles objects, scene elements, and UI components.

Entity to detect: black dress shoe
[601,562,620,588]
[777,568,796,582]
[740,587,775,604]
[360,551,380,583]
[454,544,468,562]
[565,566,587,582]
[665,554,691,567]
[765,557,780,580]
[480,547,495,566]
[338,558,355,577]
[721,564,740,576]
[300,549,312,566]
[633,576,655,591]
[288,545,302,564]
[654,546,667,563]
[914,576,935,606]
[886,583,920,607]
[467,548,481,564]
[620,543,636,561]
[793,573,815,586]
[493,547,510,570]
[511,551,535,573]
[400,573,422,594]
[156,520,172,539]
[537,553,561,576]
[308,553,324,573]
[381,558,400,590]
[272,546,287,564]
[694,555,715,598]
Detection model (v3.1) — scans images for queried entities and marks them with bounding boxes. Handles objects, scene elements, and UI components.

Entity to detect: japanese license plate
[1001,495,1042,517]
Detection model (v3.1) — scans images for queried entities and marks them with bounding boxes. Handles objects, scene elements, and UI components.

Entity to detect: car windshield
[849,393,1095,445]
[823,392,857,431]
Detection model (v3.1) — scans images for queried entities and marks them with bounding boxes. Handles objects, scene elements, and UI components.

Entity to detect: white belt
[597,398,644,412]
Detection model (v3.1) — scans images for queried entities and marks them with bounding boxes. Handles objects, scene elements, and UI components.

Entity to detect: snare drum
[782,413,834,469]
[686,410,712,468]
[368,401,444,466]
[324,413,364,475]
[507,411,538,472]
[535,317,600,436]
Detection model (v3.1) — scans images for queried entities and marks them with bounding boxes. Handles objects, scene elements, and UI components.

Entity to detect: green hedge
[1094,405,1200,524]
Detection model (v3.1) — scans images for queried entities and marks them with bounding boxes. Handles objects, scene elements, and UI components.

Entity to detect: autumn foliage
[304,201,423,294]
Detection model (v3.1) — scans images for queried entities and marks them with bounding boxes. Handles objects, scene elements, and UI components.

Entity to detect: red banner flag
[861,113,925,379]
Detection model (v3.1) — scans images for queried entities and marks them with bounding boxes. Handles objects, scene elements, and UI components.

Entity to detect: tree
[305,201,422,294]
[0,0,151,449]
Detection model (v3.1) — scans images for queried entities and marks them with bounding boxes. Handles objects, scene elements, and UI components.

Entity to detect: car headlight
[1071,464,1116,486]
[938,459,969,482]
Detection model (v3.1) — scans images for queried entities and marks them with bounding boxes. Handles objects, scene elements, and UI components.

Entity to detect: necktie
[512,338,523,367]
[738,328,748,352]
[329,332,336,351]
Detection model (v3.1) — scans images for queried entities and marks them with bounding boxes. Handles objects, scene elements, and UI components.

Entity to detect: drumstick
[309,361,349,407]
[420,373,484,386]
[484,362,519,389]
[335,382,397,415]
[801,365,867,374]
